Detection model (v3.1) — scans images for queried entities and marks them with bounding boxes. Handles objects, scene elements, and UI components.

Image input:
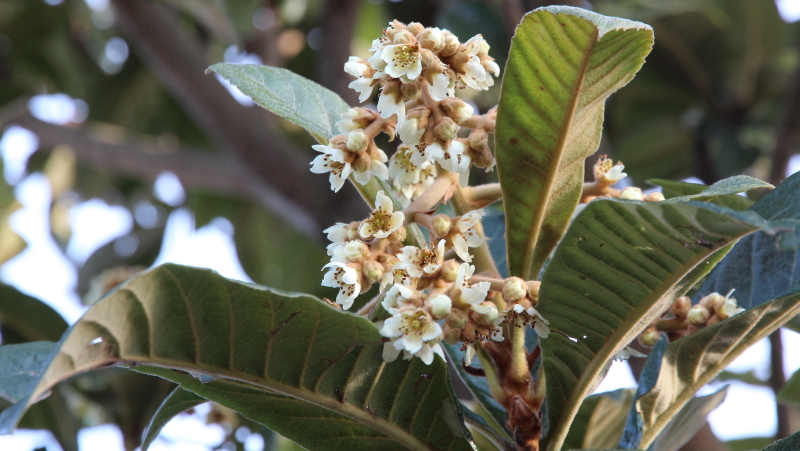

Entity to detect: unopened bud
[644,192,665,202]
[429,294,452,319]
[474,302,499,326]
[400,82,421,101]
[387,225,406,243]
[717,297,744,320]
[620,187,643,201]
[362,260,384,283]
[687,304,711,325]
[503,277,527,302]
[342,240,370,262]
[346,130,368,152]
[418,28,444,51]
[441,260,460,283]
[527,281,540,301]
[638,327,660,347]
[441,98,475,124]
[468,128,488,150]
[435,117,459,141]
[392,29,415,45]
[443,325,460,344]
[352,152,372,174]
[671,296,691,319]
[699,293,727,310]
[407,22,424,35]
[441,33,460,57]
[446,308,469,329]
[432,214,452,238]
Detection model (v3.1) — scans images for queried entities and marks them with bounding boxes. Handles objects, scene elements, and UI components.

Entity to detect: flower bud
[346,130,368,152]
[446,308,469,329]
[435,117,459,141]
[441,260,460,283]
[644,192,665,202]
[418,28,444,51]
[362,260,385,283]
[620,187,643,201]
[352,152,372,174]
[474,302,499,326]
[407,22,425,35]
[387,225,406,243]
[717,297,744,320]
[392,29,415,45]
[440,32,460,57]
[432,214,452,238]
[343,240,370,262]
[419,48,436,68]
[699,293,727,310]
[443,325,461,344]
[441,98,475,124]
[468,128,488,150]
[671,296,691,319]
[638,327,660,347]
[527,281,540,301]
[503,277,527,302]
[400,82,421,101]
[428,294,452,319]
[687,304,710,325]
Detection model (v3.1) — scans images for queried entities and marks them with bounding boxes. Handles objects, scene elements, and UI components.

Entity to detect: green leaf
[0,284,68,343]
[636,288,800,448]
[666,175,772,202]
[0,264,475,451]
[0,342,57,404]
[141,387,205,451]
[763,430,800,451]
[649,387,727,451]
[777,367,800,406]
[495,6,653,279]
[617,335,668,449]
[563,388,632,450]
[207,63,349,143]
[537,199,772,450]
[649,178,757,211]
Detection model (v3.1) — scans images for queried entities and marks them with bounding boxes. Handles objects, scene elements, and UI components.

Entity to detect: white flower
[321,262,361,309]
[398,117,425,147]
[381,284,416,314]
[606,164,627,183]
[380,307,445,365]
[336,109,361,134]
[310,144,351,192]
[614,345,647,362]
[344,56,369,77]
[397,240,446,277]
[459,57,487,90]
[389,147,437,206]
[718,289,744,319]
[359,190,405,239]
[454,263,491,313]
[353,147,390,185]
[464,344,476,366]
[377,89,406,122]
[380,262,414,292]
[367,44,387,73]
[329,240,368,264]
[410,141,445,166]
[510,304,550,339]
[349,77,377,103]
[451,209,485,262]
[323,222,349,256]
[428,71,452,101]
[436,140,471,174]
[381,44,422,80]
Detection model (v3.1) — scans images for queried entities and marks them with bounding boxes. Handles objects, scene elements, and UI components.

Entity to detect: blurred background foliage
[1,0,799,450]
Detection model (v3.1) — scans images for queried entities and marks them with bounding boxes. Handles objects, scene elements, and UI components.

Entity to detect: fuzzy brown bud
[687,304,711,326]
[431,214,452,238]
[527,281,541,301]
[418,28,444,51]
[644,192,665,202]
[400,82,421,101]
[406,22,424,35]
[671,296,691,320]
[351,152,372,174]
[362,260,384,284]
[473,302,499,326]
[441,260,460,283]
[440,32,460,57]
[441,98,475,124]
[392,29,415,45]
[639,327,661,347]
[387,225,407,243]
[503,277,527,302]
[446,308,469,329]
[434,117,459,141]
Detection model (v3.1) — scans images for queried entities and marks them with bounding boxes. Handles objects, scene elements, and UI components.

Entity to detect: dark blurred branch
[678,423,727,451]
[769,332,793,439]
[110,0,361,229]
[5,111,319,237]
[315,0,362,104]
[501,0,525,39]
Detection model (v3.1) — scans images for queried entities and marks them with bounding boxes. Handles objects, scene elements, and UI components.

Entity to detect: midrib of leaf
[638,295,800,446]
[517,19,599,280]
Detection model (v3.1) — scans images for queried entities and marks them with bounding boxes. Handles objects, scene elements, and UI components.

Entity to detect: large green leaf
[665,175,772,202]
[0,284,68,343]
[0,342,56,404]
[563,388,632,450]
[495,6,653,279]
[648,387,727,451]
[207,63,349,143]
[537,199,776,450]
[649,178,755,211]
[0,264,475,451]
[636,288,800,447]
[763,431,800,451]
[777,368,800,406]
[141,387,205,451]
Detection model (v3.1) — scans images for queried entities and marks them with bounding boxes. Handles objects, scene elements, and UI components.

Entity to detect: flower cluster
[582,156,665,204]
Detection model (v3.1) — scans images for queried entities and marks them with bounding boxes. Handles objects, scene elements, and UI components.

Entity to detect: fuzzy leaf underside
[666,175,772,202]
[496,6,653,280]
[637,289,800,447]
[537,199,771,450]
[141,387,205,451]
[563,388,632,449]
[0,264,475,451]
[208,63,348,142]
[649,178,757,211]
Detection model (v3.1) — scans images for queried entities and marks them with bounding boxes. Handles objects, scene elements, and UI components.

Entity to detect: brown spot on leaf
[510,137,519,145]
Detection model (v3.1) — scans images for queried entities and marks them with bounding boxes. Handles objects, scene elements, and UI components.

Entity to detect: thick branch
[110,0,362,226]
[7,111,319,237]
[315,0,363,105]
